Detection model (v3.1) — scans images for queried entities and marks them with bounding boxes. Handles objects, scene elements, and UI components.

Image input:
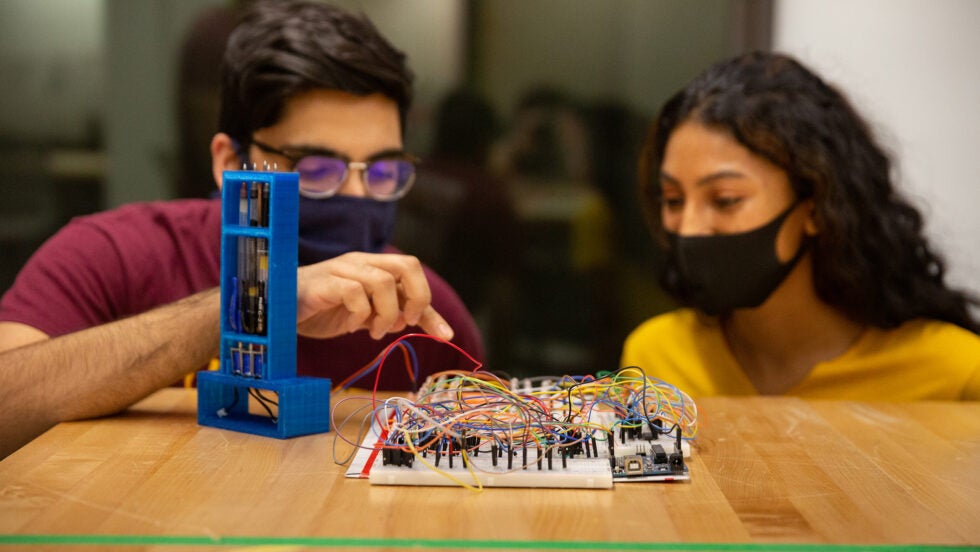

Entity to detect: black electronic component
[458,431,470,468]
[669,425,685,474]
[261,182,270,228]
[416,432,438,451]
[450,434,480,453]
[563,430,585,458]
[647,418,663,440]
[381,447,414,467]
[620,425,643,444]
[651,443,668,464]
[381,435,414,467]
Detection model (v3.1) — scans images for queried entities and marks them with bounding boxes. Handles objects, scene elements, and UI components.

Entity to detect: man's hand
[295,252,454,341]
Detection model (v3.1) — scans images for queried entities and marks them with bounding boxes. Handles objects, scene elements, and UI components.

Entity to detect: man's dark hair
[639,51,980,333]
[218,0,414,149]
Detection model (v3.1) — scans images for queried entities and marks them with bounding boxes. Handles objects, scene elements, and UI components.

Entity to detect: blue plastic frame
[198,170,331,438]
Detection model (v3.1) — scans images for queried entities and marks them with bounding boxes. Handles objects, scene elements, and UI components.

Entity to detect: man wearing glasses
[0,0,483,458]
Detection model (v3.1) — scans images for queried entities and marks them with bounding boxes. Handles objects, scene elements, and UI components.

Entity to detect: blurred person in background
[491,86,616,375]
[393,88,519,367]
[175,1,249,199]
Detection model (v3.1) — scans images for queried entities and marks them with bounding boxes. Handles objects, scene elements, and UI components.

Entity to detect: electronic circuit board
[344,405,693,489]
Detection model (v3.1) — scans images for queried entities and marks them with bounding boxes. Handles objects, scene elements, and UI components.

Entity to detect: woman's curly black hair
[217,0,414,148]
[639,51,979,333]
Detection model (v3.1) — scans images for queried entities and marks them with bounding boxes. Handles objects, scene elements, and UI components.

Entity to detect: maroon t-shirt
[0,199,484,390]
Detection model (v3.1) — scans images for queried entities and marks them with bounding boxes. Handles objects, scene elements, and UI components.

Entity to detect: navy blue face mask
[667,202,807,316]
[297,195,397,265]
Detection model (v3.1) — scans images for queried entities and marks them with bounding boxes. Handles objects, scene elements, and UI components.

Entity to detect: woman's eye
[713,196,742,209]
[660,196,684,210]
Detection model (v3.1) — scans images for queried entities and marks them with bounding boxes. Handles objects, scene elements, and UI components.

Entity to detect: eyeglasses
[252,139,418,201]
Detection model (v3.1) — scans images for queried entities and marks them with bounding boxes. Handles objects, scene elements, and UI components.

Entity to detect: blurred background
[1,0,977,378]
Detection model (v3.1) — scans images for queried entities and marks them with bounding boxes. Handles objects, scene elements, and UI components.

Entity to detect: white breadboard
[344,410,692,489]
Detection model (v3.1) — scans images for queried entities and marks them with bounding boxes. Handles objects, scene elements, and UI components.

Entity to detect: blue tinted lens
[295,156,347,195]
[365,159,415,198]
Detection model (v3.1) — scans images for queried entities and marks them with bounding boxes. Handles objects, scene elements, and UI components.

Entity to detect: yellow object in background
[184,357,221,388]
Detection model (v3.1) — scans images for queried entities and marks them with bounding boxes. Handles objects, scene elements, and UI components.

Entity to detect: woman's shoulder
[820,318,980,400]
[623,309,728,363]
[627,308,717,342]
[621,309,745,396]
[866,318,980,357]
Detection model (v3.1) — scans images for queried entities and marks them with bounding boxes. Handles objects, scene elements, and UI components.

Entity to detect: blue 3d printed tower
[198,169,331,438]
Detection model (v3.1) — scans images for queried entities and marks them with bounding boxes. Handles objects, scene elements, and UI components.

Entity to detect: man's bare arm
[0,251,454,459]
[0,288,220,458]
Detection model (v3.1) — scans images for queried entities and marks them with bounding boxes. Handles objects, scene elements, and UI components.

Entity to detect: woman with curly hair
[622,51,980,400]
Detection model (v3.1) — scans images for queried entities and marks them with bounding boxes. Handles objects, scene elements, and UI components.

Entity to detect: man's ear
[210,133,241,191]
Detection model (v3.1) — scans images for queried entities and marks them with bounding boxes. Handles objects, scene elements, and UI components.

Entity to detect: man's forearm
[0,288,220,458]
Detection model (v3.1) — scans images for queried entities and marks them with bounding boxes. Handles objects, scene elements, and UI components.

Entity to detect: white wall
[773,0,980,299]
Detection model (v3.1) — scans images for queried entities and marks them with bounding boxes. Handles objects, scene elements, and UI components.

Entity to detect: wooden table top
[1,388,978,551]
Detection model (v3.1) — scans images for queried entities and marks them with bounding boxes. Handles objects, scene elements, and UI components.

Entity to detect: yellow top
[621,308,980,400]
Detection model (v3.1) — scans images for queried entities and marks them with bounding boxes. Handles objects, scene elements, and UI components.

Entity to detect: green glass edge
[0,534,976,551]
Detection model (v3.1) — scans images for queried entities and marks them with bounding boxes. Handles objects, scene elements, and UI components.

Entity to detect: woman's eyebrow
[659,169,747,186]
[695,170,747,185]
[659,170,680,185]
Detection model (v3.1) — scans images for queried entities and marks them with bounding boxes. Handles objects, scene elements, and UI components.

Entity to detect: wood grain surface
[1,389,977,550]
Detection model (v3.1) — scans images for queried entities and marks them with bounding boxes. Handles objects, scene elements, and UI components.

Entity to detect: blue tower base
[197,371,332,438]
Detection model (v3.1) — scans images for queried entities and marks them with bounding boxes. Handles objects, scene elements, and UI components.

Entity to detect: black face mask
[667,202,807,315]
